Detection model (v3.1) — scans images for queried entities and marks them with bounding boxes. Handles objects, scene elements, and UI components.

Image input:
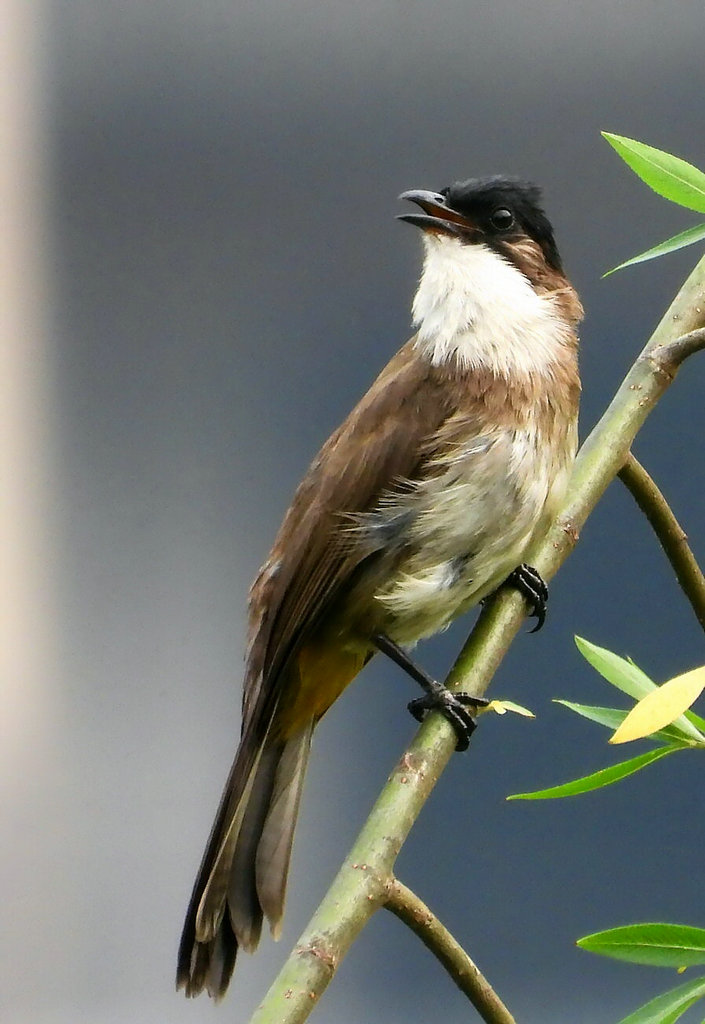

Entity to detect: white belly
[372,426,573,645]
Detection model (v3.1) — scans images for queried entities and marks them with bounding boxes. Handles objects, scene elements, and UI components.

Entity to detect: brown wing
[177,339,464,997]
[241,338,459,734]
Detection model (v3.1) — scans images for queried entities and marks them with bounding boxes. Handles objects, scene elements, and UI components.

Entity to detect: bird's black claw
[506,563,548,632]
[372,632,487,751]
[407,687,487,752]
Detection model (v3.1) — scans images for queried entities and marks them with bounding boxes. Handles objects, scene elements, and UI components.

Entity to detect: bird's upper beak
[397,190,476,238]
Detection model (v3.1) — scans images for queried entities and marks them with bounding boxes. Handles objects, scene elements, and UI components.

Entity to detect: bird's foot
[407,684,488,752]
[372,632,487,752]
[505,563,548,632]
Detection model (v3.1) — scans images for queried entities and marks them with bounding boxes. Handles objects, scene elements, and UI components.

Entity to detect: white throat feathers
[411,234,571,378]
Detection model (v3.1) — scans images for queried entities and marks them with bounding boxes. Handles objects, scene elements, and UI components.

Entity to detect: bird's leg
[372,633,488,752]
[504,563,549,632]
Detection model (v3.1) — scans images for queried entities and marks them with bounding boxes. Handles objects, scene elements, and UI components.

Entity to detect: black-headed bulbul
[177,176,583,998]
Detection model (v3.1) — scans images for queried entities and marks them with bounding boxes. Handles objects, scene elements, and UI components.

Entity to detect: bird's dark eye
[489,207,514,231]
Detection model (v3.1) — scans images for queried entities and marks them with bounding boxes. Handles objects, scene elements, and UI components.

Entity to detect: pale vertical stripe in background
[1,2,70,1014]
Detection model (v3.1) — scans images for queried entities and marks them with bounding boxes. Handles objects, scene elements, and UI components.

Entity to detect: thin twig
[650,327,705,370]
[249,256,705,1024]
[385,879,516,1024]
[619,453,705,632]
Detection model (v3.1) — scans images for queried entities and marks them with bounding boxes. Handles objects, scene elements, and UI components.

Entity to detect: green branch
[619,451,705,632]
[248,255,705,1024]
[385,880,516,1024]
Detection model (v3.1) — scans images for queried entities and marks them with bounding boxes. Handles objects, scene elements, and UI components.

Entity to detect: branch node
[559,517,580,545]
[650,326,705,373]
[645,352,677,382]
[396,750,429,780]
[295,942,338,976]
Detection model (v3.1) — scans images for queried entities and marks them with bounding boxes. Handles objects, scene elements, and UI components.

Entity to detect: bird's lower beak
[397,190,476,237]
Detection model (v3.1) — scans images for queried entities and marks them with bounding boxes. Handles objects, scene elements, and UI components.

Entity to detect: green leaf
[553,701,692,747]
[614,975,705,1024]
[574,638,704,743]
[555,700,637,730]
[603,133,705,213]
[507,747,676,800]
[604,223,705,276]
[685,708,705,732]
[575,636,656,699]
[578,923,705,967]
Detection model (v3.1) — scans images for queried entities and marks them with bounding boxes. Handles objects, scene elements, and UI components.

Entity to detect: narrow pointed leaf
[614,975,705,1024]
[507,747,675,800]
[604,223,705,276]
[486,699,535,718]
[610,667,705,744]
[603,133,705,212]
[578,924,705,967]
[575,636,656,699]
[685,708,705,731]
[622,659,705,731]
[554,701,692,746]
[555,700,635,730]
[575,638,704,743]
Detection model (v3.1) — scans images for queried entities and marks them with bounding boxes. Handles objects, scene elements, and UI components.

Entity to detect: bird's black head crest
[442,176,563,272]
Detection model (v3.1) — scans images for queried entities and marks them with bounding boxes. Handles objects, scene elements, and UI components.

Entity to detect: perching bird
[177,176,583,998]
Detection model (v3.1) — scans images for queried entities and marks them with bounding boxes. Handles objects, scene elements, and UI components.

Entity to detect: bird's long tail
[176,721,313,999]
[178,638,367,999]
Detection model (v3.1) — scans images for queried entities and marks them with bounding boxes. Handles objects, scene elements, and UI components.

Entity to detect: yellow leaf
[609,666,705,744]
[486,699,535,719]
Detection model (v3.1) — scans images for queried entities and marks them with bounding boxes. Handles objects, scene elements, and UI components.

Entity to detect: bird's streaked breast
[370,415,575,644]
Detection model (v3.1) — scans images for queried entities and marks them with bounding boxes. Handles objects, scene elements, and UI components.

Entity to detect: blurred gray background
[4,2,705,1022]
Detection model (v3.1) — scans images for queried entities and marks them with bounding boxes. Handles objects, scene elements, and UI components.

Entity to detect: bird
[177,175,583,998]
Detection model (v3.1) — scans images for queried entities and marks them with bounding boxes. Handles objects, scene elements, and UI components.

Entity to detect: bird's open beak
[397,190,476,237]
